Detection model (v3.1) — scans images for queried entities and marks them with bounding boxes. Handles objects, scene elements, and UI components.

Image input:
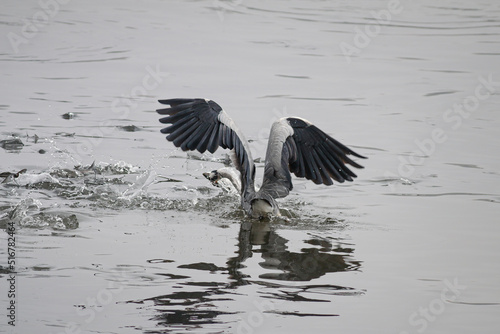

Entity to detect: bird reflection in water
[138,221,361,331]
[228,220,360,283]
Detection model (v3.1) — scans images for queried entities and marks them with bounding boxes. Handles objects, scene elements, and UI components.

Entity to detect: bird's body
[157,98,366,219]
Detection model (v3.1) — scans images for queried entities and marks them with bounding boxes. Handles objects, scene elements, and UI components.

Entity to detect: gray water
[1,1,500,333]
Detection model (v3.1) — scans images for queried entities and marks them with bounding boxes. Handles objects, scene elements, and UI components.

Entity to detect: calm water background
[1,1,500,333]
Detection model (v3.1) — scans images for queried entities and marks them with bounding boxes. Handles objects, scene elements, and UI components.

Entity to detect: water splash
[0,159,345,230]
[0,197,78,230]
[119,169,157,201]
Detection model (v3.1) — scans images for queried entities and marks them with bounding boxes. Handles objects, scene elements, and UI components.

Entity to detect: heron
[157,98,366,219]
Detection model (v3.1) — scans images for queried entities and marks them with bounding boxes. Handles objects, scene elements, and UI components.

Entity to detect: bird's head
[203,170,222,187]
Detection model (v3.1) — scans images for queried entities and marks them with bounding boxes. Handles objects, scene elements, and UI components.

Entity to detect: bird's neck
[217,168,242,193]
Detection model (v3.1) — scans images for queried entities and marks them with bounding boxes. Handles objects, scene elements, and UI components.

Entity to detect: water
[1,0,500,333]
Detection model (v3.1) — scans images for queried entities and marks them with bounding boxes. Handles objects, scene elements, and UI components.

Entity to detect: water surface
[1,1,500,333]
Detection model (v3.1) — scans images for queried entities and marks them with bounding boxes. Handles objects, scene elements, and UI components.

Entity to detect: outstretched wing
[259,117,366,199]
[157,98,255,194]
